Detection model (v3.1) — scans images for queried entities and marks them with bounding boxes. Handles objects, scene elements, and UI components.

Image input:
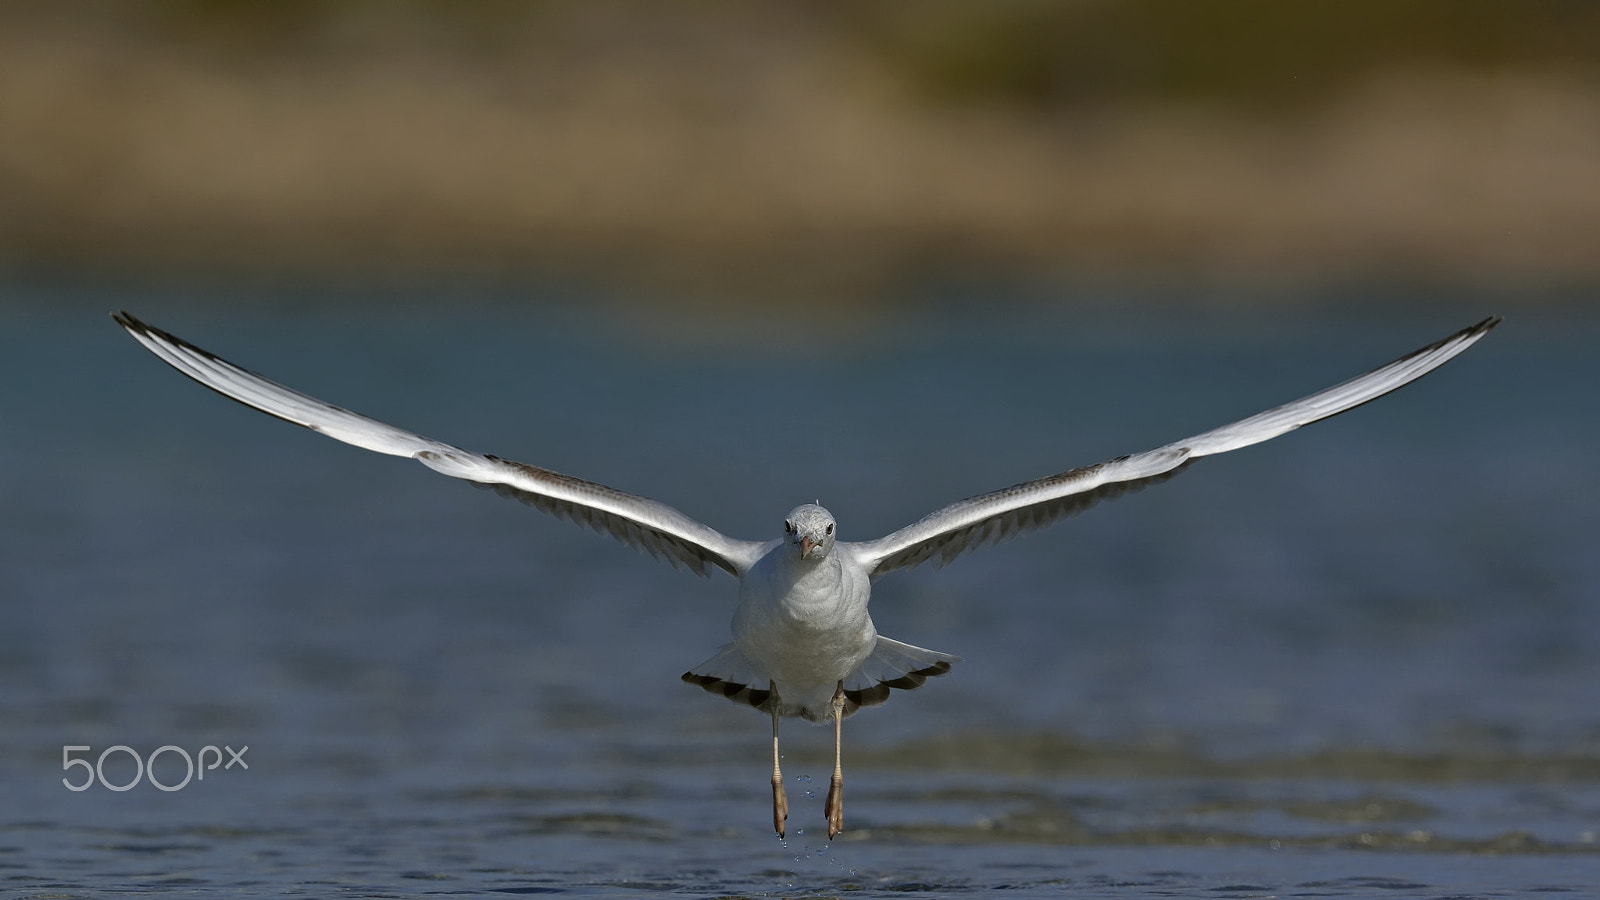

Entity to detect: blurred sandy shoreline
[4,3,1598,300]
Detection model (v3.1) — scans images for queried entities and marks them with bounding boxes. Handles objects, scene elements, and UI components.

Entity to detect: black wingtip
[112,310,171,345]
[1442,315,1502,351]
[111,312,244,371]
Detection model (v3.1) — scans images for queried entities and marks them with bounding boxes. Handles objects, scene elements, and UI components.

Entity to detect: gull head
[783,503,835,562]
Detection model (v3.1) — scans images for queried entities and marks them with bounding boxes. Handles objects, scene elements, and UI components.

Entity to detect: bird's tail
[682,637,960,719]
[839,636,960,712]
[682,644,774,711]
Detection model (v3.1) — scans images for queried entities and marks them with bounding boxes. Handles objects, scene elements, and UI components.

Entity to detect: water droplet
[796,828,804,835]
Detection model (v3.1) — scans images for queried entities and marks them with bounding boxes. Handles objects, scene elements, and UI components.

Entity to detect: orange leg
[824,680,845,838]
[770,682,788,837]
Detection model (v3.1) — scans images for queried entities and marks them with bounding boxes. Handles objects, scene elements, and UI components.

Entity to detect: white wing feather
[850,316,1501,575]
[114,311,767,577]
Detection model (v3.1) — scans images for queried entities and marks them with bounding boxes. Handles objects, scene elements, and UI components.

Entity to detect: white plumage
[114,311,1500,838]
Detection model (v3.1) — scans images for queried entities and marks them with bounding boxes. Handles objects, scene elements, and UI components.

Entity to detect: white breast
[731,547,877,719]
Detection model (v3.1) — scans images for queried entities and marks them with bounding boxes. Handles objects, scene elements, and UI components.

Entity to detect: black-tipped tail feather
[682,636,959,721]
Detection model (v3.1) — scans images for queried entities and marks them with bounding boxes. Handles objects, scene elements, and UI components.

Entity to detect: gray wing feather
[852,316,1501,576]
[114,311,765,578]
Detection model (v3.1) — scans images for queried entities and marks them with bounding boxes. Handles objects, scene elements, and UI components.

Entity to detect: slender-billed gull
[114,311,1499,838]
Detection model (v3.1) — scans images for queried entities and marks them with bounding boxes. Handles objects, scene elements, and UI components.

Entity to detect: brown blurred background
[3,0,1597,303]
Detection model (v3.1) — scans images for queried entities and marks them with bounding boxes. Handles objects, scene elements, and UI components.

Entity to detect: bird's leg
[825,680,845,839]
[769,681,788,838]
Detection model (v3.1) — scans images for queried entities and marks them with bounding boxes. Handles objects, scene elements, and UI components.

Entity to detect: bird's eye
[826,524,834,535]
[784,521,793,534]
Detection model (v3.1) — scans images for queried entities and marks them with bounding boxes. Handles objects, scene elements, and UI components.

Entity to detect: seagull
[113,311,1500,839]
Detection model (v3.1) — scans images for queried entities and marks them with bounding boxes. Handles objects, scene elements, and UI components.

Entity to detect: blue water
[3,283,1599,897]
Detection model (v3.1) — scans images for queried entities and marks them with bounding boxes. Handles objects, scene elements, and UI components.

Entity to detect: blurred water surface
[3,285,1598,897]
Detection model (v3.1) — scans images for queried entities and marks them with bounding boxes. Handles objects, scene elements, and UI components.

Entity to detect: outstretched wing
[850,316,1501,576]
[114,311,768,578]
